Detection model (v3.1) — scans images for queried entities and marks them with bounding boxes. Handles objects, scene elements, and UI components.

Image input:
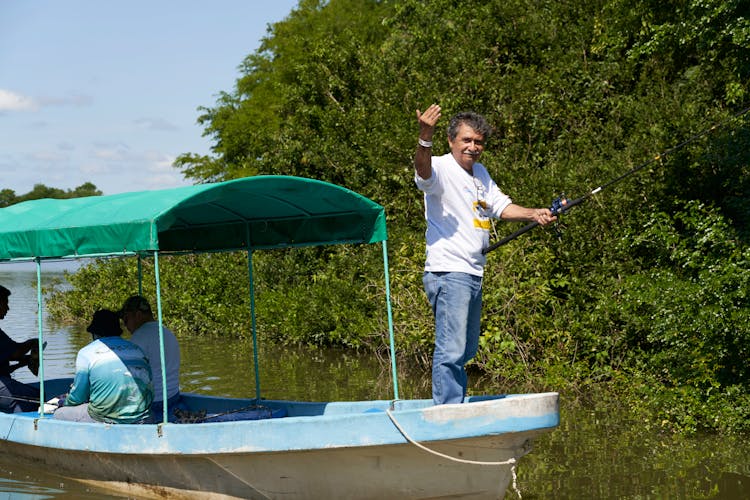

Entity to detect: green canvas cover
[0,176,387,261]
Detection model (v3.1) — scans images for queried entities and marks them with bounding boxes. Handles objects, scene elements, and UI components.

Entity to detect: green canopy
[0,176,388,261]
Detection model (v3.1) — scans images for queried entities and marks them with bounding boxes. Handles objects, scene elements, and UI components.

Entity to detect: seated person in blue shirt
[0,284,40,413]
[54,309,154,424]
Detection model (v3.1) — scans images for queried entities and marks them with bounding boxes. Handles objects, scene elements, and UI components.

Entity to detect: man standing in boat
[0,285,40,413]
[119,295,181,420]
[413,104,557,404]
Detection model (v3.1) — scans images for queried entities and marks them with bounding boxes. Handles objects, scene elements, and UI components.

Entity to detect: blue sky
[0,1,299,196]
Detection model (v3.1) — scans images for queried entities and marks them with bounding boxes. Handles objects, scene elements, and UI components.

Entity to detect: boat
[0,176,559,499]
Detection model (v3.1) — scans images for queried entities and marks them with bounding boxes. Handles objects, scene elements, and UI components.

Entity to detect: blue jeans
[423,271,483,405]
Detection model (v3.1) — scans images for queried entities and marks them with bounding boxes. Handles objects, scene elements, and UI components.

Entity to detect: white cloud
[144,173,188,191]
[0,89,93,113]
[80,163,111,175]
[92,148,126,161]
[91,143,132,161]
[143,151,176,170]
[28,150,69,163]
[0,89,37,111]
[153,155,176,171]
[135,117,179,131]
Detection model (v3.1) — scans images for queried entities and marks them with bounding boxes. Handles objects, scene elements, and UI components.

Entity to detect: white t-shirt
[130,321,180,402]
[415,153,512,276]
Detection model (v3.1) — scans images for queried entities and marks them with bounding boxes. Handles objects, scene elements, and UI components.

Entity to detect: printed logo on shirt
[473,208,492,230]
[473,177,491,230]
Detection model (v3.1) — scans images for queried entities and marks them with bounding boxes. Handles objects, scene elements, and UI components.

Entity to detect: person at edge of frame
[0,284,41,413]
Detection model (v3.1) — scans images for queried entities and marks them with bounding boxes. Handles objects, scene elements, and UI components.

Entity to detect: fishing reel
[549,195,569,239]
[549,195,567,216]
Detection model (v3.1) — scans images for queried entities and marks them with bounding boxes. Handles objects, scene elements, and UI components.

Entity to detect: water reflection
[520,404,750,499]
[179,333,429,402]
[0,455,130,499]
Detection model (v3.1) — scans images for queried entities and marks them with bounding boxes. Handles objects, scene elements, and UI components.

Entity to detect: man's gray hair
[447,112,492,141]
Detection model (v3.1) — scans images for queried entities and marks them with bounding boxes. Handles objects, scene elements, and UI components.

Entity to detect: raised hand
[416,103,441,139]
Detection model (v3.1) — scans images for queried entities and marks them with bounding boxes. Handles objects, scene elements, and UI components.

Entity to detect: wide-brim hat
[87,309,122,337]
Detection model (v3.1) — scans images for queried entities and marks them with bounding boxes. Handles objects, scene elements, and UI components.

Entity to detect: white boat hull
[1,382,558,499]
[6,431,539,499]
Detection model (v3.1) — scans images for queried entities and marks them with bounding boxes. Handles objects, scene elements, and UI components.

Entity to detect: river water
[1,267,749,499]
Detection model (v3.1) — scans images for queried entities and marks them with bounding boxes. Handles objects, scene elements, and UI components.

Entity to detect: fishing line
[482,104,750,254]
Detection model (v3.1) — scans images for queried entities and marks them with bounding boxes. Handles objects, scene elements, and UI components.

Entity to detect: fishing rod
[0,394,62,414]
[482,104,750,255]
[0,393,41,404]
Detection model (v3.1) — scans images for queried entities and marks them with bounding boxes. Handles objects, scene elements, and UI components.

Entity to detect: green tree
[68,182,102,198]
[1,182,102,206]
[0,189,16,208]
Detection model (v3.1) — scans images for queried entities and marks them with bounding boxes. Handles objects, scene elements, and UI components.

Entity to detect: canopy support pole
[35,258,45,413]
[153,252,169,424]
[137,255,143,296]
[382,241,399,400]
[247,238,261,401]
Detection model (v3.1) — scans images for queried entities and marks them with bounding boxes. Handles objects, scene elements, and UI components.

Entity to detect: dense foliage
[0,182,101,207]
[48,0,750,434]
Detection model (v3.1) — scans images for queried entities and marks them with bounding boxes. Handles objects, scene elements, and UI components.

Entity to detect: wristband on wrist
[418,138,433,148]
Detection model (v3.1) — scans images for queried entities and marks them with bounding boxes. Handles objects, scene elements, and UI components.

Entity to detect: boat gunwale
[2,389,559,455]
